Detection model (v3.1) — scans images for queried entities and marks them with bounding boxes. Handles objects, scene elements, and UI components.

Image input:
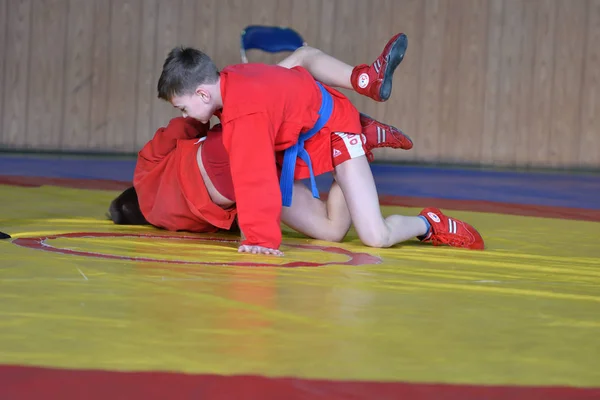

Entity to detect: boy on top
[126,36,413,244]
[150,33,485,254]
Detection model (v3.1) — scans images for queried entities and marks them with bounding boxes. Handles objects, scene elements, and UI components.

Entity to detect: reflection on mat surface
[2,184,599,389]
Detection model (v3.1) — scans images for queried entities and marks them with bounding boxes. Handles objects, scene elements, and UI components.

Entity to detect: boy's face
[171,87,215,124]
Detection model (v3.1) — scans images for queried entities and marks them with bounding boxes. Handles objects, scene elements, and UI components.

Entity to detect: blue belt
[280,83,333,207]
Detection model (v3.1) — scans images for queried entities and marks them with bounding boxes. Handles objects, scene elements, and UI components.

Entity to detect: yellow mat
[1,185,600,387]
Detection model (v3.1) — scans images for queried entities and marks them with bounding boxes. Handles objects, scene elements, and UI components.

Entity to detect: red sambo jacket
[219,64,361,250]
[133,117,237,233]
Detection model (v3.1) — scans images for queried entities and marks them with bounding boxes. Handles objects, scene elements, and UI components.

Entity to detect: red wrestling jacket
[219,64,361,250]
[133,117,237,233]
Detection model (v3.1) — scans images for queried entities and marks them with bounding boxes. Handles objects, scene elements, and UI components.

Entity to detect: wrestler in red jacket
[133,117,235,233]
[128,113,409,236]
[125,45,414,244]
[156,34,485,254]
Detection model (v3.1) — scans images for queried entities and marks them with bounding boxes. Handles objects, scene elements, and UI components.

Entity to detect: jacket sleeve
[138,117,209,164]
[222,113,282,249]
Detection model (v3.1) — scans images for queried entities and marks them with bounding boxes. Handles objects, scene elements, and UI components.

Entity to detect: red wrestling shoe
[360,113,413,162]
[361,113,412,151]
[351,33,408,102]
[418,208,485,250]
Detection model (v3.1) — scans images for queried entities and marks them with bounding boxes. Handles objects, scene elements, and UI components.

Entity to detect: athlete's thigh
[333,155,387,237]
[280,182,329,238]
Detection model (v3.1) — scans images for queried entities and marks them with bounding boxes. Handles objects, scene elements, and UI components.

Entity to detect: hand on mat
[238,245,284,256]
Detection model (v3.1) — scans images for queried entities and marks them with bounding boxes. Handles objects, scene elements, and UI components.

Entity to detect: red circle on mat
[12,232,382,267]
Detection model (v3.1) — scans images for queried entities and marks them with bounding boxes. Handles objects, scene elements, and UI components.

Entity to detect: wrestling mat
[1,155,599,399]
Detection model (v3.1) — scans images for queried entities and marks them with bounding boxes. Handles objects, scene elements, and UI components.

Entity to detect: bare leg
[281,181,351,242]
[278,46,353,90]
[279,33,408,102]
[333,155,428,248]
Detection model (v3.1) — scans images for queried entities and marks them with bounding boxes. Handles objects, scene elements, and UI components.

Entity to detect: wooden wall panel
[2,0,32,148]
[88,0,111,148]
[290,0,320,48]
[214,0,247,69]
[133,0,159,150]
[178,0,198,47]
[352,0,391,139]
[514,0,537,166]
[274,0,294,28]
[249,0,282,65]
[416,0,447,163]
[150,1,182,133]
[351,0,370,116]
[0,0,7,147]
[0,0,598,169]
[579,0,600,167]
[480,0,505,164]
[61,0,94,150]
[437,0,463,163]
[315,0,336,56]
[528,0,557,166]
[493,0,524,166]
[105,0,142,152]
[193,0,218,58]
[27,0,68,149]
[455,0,488,164]
[380,0,424,162]
[330,0,359,113]
[549,0,588,167]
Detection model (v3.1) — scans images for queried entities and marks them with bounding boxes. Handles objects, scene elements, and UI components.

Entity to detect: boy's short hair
[157,46,219,101]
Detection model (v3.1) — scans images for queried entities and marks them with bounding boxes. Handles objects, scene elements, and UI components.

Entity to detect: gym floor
[1,154,599,399]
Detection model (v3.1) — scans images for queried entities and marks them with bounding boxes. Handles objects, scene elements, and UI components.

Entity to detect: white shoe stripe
[373,59,381,74]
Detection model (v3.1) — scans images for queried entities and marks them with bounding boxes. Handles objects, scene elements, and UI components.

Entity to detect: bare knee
[279,46,322,69]
[323,229,347,243]
[313,225,348,243]
[359,229,391,248]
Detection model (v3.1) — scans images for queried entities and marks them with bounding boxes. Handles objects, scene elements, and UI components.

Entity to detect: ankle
[351,64,370,94]
[416,215,431,240]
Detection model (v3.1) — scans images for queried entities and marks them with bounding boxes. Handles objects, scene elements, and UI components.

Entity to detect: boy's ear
[195,86,211,102]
